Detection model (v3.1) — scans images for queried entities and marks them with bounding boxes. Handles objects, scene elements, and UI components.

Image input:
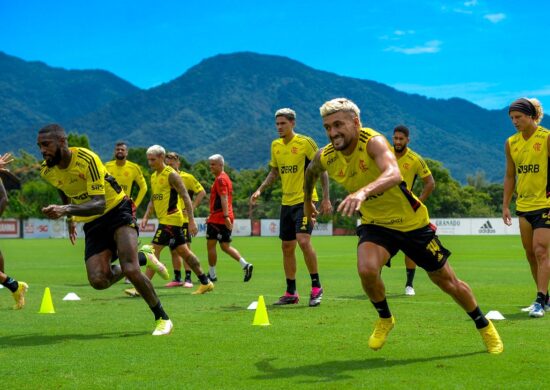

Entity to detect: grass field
[0,235,548,389]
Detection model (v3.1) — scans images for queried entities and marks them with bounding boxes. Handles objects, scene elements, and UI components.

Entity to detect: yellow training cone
[252,295,270,326]
[39,287,55,314]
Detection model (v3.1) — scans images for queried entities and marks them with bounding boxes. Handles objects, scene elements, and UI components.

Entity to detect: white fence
[0,217,520,239]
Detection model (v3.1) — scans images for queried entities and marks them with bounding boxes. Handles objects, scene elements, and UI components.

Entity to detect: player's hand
[67,221,77,245]
[189,219,198,237]
[41,204,67,219]
[304,201,319,226]
[140,217,149,230]
[0,152,13,169]
[502,208,512,226]
[249,190,261,205]
[319,198,333,215]
[337,190,367,217]
[225,217,232,230]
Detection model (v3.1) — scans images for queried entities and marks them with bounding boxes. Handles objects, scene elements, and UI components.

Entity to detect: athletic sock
[138,252,147,266]
[198,273,209,285]
[239,257,249,268]
[1,276,18,293]
[310,273,321,289]
[209,266,217,278]
[467,306,489,329]
[174,270,182,282]
[536,292,546,306]
[150,301,169,320]
[371,298,392,318]
[286,278,297,295]
[405,268,415,287]
[185,270,192,281]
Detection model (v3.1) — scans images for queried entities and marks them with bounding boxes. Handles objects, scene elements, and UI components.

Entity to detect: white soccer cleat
[152,319,174,336]
[405,286,415,296]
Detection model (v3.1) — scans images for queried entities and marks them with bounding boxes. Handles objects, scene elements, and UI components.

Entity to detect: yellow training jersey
[40,147,126,223]
[507,126,550,212]
[104,160,148,207]
[150,165,184,226]
[392,147,432,190]
[320,128,430,232]
[178,171,204,223]
[270,133,319,206]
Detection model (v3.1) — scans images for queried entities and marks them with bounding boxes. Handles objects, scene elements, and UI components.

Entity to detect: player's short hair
[393,125,409,137]
[208,154,224,165]
[165,152,179,161]
[146,145,165,156]
[319,98,361,119]
[275,108,296,121]
[115,141,128,148]
[38,124,66,139]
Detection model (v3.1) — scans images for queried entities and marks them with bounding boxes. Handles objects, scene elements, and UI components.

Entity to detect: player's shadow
[252,352,482,383]
[499,311,533,321]
[0,331,146,347]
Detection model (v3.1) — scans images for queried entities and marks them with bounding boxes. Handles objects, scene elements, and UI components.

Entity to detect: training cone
[252,295,270,326]
[38,287,55,314]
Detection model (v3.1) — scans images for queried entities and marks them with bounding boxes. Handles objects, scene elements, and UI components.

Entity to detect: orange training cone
[252,295,270,326]
[38,287,55,314]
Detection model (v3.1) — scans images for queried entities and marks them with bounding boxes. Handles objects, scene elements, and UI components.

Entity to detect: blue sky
[1,0,548,110]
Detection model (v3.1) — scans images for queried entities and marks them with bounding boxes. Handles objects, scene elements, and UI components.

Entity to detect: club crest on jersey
[533,143,542,152]
[291,147,298,154]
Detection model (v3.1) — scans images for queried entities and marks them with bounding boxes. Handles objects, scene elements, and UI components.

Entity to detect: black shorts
[516,208,550,229]
[153,223,187,248]
[279,203,313,241]
[169,222,192,250]
[357,223,450,272]
[83,197,138,261]
[206,223,232,243]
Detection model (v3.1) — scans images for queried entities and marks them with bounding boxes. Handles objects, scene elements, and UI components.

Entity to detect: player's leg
[530,226,550,316]
[175,243,213,294]
[404,255,416,296]
[0,252,28,310]
[206,238,218,280]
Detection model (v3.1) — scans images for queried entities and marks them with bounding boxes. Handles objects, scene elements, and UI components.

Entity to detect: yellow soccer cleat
[140,244,170,280]
[192,281,214,295]
[479,320,504,354]
[368,315,395,351]
[12,281,28,310]
[124,288,140,297]
[152,319,174,336]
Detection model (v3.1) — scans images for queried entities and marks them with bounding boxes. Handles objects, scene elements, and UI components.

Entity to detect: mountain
[0,51,140,153]
[1,51,533,182]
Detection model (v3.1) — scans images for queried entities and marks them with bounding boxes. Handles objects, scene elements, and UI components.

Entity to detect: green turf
[0,235,547,389]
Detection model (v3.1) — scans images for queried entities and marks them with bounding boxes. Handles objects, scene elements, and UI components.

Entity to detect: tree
[67,133,90,148]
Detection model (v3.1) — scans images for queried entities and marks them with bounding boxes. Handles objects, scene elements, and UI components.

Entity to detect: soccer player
[304,98,502,354]
[37,124,172,335]
[164,151,206,288]
[105,141,148,208]
[0,152,28,309]
[206,154,253,282]
[503,97,550,318]
[140,145,214,295]
[250,108,331,307]
[392,125,435,296]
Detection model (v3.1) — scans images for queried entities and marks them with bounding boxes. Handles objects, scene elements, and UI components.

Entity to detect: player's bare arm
[250,167,279,205]
[169,172,197,235]
[304,149,326,221]
[419,175,435,202]
[42,194,106,219]
[502,140,516,226]
[337,136,401,217]
[193,189,206,210]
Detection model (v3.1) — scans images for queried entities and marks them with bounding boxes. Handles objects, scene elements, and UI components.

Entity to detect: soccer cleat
[521,303,535,312]
[183,279,193,288]
[124,277,132,284]
[192,281,214,295]
[273,292,299,305]
[152,319,173,336]
[124,288,140,297]
[529,302,545,318]
[165,280,184,288]
[478,320,503,354]
[309,287,323,307]
[405,286,415,296]
[243,263,254,282]
[12,281,28,310]
[368,316,395,351]
[140,244,170,280]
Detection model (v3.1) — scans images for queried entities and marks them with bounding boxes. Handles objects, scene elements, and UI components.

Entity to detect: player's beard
[45,147,62,167]
[393,144,406,153]
[115,153,125,160]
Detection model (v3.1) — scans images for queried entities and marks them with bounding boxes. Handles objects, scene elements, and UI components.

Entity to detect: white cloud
[484,13,506,23]
[385,40,441,55]
[394,30,415,36]
[464,0,478,6]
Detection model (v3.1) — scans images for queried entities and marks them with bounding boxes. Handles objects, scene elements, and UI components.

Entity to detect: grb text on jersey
[517,164,539,174]
[280,165,298,174]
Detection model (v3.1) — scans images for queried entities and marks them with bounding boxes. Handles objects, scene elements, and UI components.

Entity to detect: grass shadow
[0,331,147,347]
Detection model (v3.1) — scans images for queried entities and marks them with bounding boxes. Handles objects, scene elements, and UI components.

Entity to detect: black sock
[138,252,147,266]
[536,292,546,306]
[174,270,182,282]
[467,307,489,329]
[2,276,18,293]
[185,270,192,280]
[405,268,415,287]
[371,298,392,318]
[286,279,296,295]
[310,273,321,289]
[150,301,169,321]
[546,292,549,305]
[198,273,209,285]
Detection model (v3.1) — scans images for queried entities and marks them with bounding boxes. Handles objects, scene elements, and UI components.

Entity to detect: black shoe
[273,293,299,305]
[207,273,218,282]
[243,264,254,282]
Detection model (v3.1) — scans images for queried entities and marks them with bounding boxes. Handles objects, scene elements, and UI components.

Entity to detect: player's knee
[533,244,549,261]
[88,274,110,290]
